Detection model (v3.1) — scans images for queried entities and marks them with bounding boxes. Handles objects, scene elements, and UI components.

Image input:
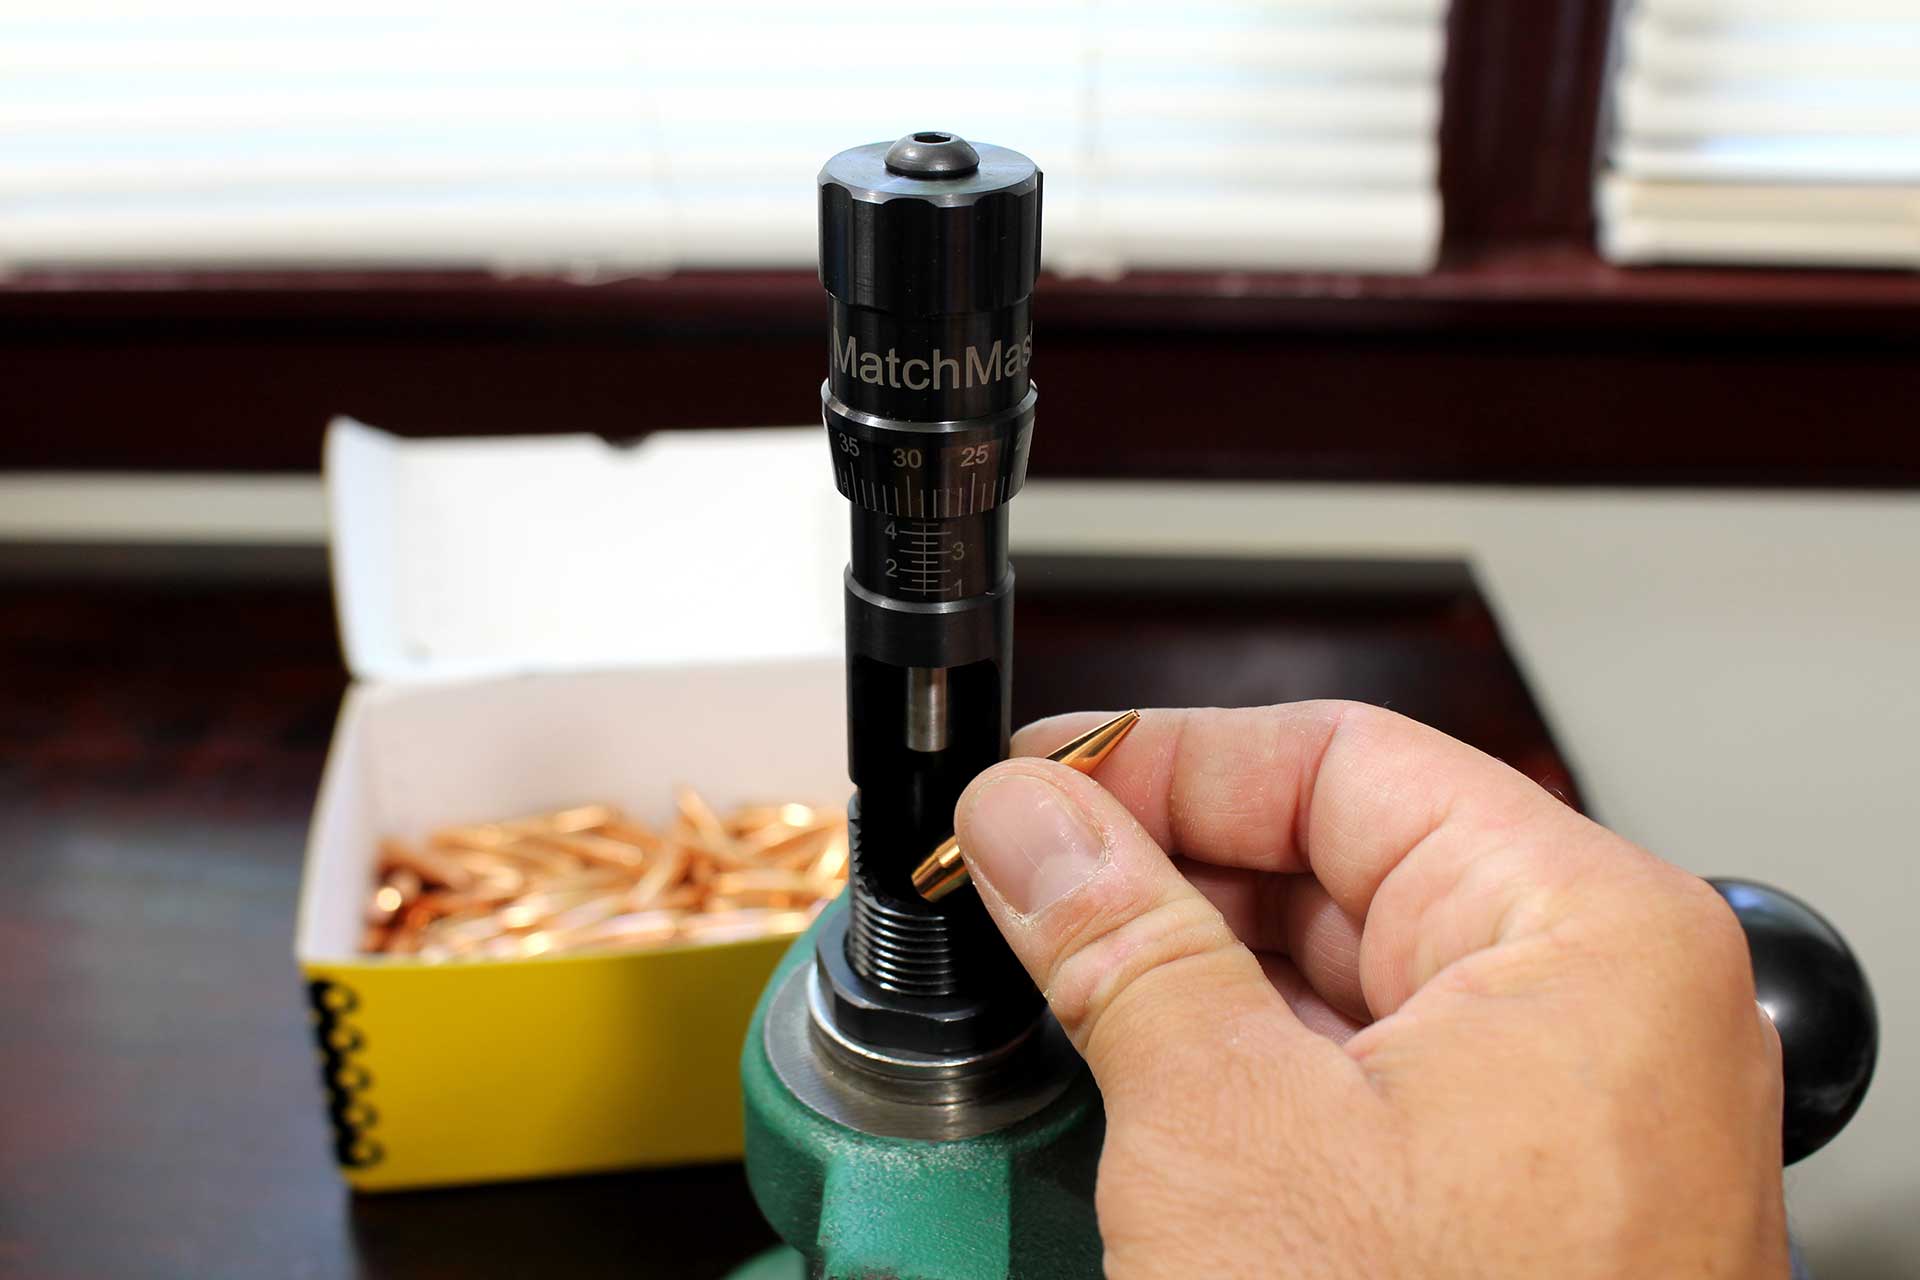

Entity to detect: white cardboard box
[294,419,851,1190]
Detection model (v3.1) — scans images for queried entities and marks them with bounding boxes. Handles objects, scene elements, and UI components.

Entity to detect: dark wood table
[0,557,1575,1279]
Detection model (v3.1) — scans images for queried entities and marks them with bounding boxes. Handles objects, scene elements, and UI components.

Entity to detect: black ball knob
[1709,879,1877,1164]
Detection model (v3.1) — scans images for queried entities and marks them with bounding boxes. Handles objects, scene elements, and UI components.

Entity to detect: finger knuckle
[1047,892,1239,1052]
[1167,704,1348,864]
[1669,876,1758,1002]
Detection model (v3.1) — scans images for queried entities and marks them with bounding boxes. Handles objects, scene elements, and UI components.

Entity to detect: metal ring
[762,962,1081,1142]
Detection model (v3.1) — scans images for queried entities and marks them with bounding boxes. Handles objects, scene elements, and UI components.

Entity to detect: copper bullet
[655,884,706,912]
[598,820,667,853]
[628,842,692,910]
[536,895,628,936]
[681,908,812,944]
[367,867,422,925]
[365,792,851,960]
[564,909,682,950]
[430,825,515,852]
[675,786,735,852]
[524,831,649,870]
[535,804,619,834]
[757,824,841,868]
[910,709,1142,903]
[812,832,850,881]
[447,852,529,901]
[380,839,477,892]
[496,886,603,930]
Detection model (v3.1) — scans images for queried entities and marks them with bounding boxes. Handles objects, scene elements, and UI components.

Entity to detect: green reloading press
[724,132,1879,1280]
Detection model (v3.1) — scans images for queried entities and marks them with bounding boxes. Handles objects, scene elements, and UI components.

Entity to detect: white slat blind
[0,1,1447,277]
[1600,0,1920,269]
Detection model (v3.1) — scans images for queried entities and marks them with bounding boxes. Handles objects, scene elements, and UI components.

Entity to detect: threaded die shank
[847,820,961,997]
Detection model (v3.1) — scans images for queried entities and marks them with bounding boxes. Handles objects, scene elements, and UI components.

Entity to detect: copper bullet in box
[364,791,851,962]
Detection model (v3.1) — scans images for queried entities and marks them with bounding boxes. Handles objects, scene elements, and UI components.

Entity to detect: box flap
[325,418,843,683]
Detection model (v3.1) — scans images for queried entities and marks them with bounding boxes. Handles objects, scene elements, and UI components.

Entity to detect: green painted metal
[725,1246,808,1280]
[739,907,1106,1280]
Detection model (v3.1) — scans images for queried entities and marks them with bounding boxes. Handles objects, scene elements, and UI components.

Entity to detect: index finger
[1014,703,1558,918]
[1012,703,1650,1016]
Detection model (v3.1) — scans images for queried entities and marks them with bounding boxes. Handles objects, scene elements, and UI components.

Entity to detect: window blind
[0,1,1447,278]
[1600,0,1920,269]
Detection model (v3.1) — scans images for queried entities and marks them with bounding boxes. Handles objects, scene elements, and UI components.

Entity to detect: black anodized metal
[815,132,1046,1057]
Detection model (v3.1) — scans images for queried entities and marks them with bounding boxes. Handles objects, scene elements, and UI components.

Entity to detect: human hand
[952,703,1787,1279]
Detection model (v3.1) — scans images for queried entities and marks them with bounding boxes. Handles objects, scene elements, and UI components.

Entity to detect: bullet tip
[911,709,1143,902]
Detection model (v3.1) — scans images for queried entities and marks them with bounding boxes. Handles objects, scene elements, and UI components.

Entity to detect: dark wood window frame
[3,0,1915,483]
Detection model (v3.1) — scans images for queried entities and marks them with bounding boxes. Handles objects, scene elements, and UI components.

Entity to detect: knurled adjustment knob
[818,132,1041,320]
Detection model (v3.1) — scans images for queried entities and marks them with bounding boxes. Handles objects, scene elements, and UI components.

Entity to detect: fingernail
[962,773,1106,917]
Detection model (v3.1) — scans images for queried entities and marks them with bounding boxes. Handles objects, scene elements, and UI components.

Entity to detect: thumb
[954,758,1319,1100]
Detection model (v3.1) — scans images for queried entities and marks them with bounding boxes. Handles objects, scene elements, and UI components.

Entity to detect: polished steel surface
[905,666,951,754]
[762,963,1079,1141]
